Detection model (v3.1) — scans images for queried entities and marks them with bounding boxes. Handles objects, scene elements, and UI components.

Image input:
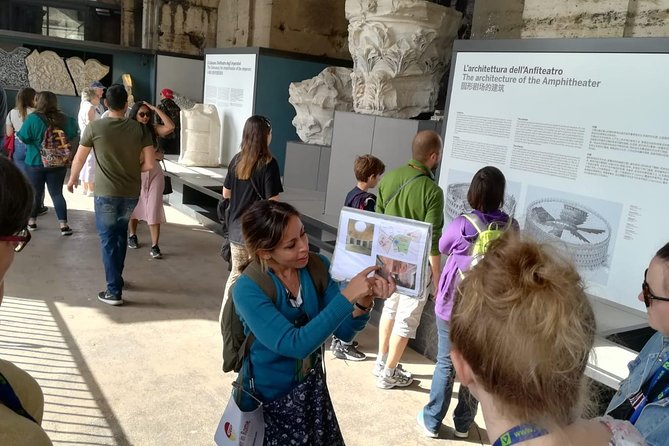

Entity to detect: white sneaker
[454,429,469,439]
[373,361,412,379]
[416,410,439,438]
[376,367,414,389]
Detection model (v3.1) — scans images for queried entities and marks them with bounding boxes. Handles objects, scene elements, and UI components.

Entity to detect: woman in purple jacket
[417,166,518,439]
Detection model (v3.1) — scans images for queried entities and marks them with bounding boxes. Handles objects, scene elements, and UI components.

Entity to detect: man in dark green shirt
[67,85,155,306]
[374,130,445,389]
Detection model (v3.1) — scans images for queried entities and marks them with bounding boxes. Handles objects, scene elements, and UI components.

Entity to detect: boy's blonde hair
[451,233,596,427]
[354,155,385,182]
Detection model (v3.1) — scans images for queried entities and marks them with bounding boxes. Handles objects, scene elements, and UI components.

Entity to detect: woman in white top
[5,87,36,173]
[449,234,647,446]
[77,88,100,196]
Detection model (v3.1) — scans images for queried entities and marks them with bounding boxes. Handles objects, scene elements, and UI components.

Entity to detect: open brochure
[331,208,432,298]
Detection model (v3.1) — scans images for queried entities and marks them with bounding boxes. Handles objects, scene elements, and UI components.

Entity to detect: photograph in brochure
[331,208,432,297]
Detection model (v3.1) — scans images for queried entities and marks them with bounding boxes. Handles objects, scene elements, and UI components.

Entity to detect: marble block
[0,47,30,90]
[346,0,461,118]
[25,50,76,96]
[179,104,222,167]
[289,67,353,146]
[66,57,110,96]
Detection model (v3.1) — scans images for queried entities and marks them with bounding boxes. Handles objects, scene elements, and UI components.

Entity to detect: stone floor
[0,189,488,446]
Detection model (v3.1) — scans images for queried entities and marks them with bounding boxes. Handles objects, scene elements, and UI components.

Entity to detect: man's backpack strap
[385,173,426,207]
[462,213,485,234]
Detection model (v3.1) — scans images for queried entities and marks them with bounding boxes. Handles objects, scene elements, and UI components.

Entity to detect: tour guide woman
[232,200,395,444]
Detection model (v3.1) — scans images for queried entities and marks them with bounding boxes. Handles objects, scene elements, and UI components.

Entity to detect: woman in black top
[221,115,283,308]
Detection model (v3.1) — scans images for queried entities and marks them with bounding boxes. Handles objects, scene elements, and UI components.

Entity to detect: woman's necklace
[276,269,300,297]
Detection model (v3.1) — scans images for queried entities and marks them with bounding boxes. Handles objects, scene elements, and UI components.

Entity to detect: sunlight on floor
[0,296,118,446]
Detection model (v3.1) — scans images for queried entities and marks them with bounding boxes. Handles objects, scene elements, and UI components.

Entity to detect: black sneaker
[128,234,139,249]
[97,291,123,306]
[331,336,358,352]
[37,206,48,216]
[332,341,366,361]
[27,223,37,231]
[60,226,73,236]
[150,245,162,259]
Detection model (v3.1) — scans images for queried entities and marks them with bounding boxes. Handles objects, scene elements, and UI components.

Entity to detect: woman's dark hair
[241,200,300,270]
[128,102,157,145]
[657,242,669,262]
[34,91,66,128]
[15,87,36,120]
[467,166,506,213]
[0,157,34,236]
[235,115,272,181]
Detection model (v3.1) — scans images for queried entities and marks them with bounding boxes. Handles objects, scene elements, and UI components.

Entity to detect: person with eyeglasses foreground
[0,156,53,445]
[606,242,669,445]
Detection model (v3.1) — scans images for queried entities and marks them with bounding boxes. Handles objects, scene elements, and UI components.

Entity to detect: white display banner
[331,208,432,298]
[439,50,669,312]
[203,53,257,165]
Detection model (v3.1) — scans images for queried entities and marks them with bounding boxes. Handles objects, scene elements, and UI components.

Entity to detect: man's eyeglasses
[138,112,150,118]
[642,269,669,307]
[0,228,31,253]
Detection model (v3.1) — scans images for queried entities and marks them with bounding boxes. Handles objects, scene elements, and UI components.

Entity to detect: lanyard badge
[493,423,548,446]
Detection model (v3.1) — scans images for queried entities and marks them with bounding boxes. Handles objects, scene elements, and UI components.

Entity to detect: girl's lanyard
[493,423,548,446]
[629,359,669,424]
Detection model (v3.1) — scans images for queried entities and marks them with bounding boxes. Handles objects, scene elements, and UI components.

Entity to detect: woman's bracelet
[355,301,373,312]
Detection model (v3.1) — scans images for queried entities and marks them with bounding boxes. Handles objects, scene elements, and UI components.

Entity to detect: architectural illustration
[0,47,30,90]
[445,182,517,221]
[25,50,76,96]
[524,198,612,269]
[345,0,461,118]
[289,67,353,146]
[66,57,110,96]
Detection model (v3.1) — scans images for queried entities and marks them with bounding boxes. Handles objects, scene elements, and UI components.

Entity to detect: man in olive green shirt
[374,130,445,389]
[67,84,155,306]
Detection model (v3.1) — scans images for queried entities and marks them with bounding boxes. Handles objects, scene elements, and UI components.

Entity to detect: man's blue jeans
[422,317,478,433]
[94,196,138,297]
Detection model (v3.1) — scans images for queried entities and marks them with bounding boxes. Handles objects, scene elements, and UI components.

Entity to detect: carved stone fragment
[0,47,30,90]
[346,0,461,118]
[289,67,353,146]
[25,50,76,96]
[179,104,222,167]
[66,57,110,96]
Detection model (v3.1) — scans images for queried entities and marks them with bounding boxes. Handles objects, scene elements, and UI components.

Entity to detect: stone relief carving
[346,0,461,118]
[0,48,30,90]
[66,57,110,96]
[289,67,354,146]
[25,50,76,96]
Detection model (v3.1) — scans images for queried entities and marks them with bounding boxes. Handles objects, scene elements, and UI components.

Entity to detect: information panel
[439,45,669,312]
[203,53,257,165]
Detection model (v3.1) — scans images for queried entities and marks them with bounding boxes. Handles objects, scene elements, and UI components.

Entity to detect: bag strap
[385,173,426,207]
[462,213,485,234]
[160,159,168,172]
[239,253,328,360]
[0,372,38,424]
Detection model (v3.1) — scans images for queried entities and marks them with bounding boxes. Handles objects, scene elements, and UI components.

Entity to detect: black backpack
[220,252,329,373]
